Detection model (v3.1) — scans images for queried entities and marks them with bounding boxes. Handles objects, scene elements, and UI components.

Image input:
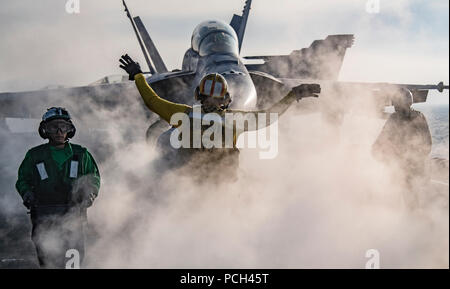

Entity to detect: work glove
[291,84,321,101]
[82,192,96,208]
[119,54,142,80]
[73,189,96,208]
[22,191,35,209]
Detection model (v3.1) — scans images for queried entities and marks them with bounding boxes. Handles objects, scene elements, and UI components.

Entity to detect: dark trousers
[400,159,430,210]
[30,205,86,269]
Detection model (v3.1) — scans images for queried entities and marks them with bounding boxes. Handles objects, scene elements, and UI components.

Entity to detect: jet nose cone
[223,73,257,109]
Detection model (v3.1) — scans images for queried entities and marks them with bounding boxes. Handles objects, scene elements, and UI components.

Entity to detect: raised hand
[119,54,142,80]
[291,84,321,101]
[22,191,35,209]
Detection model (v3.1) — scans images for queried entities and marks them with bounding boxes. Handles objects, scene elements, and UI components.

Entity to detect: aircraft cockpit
[191,20,239,57]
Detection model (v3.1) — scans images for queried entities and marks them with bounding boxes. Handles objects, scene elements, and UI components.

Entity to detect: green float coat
[16,143,100,206]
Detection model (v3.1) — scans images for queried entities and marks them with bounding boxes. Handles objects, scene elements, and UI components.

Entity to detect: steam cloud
[82,88,448,268]
[1,71,448,269]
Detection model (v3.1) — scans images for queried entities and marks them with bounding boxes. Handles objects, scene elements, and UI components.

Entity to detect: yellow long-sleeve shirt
[134,73,298,127]
[135,73,190,123]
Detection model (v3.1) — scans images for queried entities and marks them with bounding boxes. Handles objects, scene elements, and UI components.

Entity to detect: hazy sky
[0,0,448,103]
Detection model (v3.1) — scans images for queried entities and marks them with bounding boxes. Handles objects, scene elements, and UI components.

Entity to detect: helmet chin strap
[396,106,411,118]
[200,95,230,113]
[48,133,69,146]
[202,104,220,113]
[49,138,68,143]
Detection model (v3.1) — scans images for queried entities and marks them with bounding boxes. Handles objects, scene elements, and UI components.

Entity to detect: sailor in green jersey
[16,107,101,268]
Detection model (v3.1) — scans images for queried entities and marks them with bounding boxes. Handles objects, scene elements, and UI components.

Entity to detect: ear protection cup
[222,93,232,109]
[66,120,76,139]
[38,121,48,139]
[194,86,209,102]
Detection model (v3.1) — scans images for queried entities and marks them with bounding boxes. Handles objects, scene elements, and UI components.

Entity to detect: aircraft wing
[0,82,151,123]
[245,34,355,80]
[0,69,197,121]
[249,70,448,119]
[279,79,449,104]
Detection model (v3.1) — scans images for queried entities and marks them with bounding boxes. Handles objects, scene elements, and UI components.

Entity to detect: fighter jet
[0,0,448,139]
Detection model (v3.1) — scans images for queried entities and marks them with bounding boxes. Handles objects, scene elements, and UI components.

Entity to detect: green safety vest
[28,143,86,206]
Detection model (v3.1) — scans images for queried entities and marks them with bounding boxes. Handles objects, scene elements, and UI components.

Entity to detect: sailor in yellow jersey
[119,54,320,180]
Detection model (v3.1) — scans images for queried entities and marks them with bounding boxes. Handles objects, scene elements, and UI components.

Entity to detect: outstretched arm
[265,84,320,116]
[119,54,191,124]
[231,84,320,132]
[134,74,191,124]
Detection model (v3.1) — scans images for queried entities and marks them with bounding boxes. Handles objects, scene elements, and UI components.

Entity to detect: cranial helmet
[392,88,413,111]
[195,73,228,99]
[38,107,76,139]
[195,73,232,109]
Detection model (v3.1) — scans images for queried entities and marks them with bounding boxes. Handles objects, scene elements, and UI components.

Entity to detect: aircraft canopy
[191,20,239,57]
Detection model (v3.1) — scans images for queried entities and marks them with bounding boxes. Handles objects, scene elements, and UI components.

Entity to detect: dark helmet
[392,88,413,112]
[38,107,76,139]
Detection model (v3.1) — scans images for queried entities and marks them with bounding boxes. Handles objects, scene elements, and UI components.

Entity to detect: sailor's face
[201,97,224,112]
[393,100,412,115]
[46,119,70,145]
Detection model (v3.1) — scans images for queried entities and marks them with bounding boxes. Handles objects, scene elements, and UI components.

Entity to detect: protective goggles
[45,122,73,134]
